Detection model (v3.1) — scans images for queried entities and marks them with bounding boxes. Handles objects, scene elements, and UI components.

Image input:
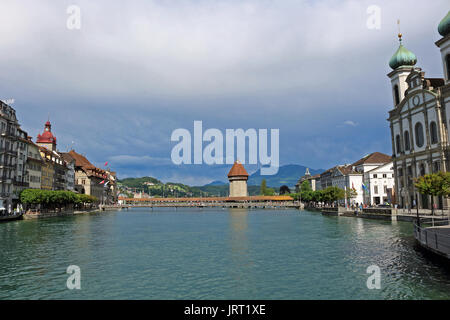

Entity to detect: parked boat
[0,209,23,222]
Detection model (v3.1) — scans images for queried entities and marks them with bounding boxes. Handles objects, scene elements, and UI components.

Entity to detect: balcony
[0,131,17,140]
[0,176,12,184]
[13,180,29,187]
[0,147,18,156]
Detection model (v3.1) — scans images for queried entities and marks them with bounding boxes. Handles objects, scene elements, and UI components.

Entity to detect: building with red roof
[36,121,57,151]
[228,160,249,197]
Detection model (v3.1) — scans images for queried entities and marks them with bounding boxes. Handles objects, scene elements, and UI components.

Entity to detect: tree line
[20,189,97,211]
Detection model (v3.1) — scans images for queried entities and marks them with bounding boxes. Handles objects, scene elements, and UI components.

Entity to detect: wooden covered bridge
[116,195,298,209]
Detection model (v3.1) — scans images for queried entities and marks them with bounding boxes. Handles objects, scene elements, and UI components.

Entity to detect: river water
[1,208,450,299]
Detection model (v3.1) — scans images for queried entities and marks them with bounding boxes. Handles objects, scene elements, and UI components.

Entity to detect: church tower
[36,120,57,151]
[228,160,249,197]
[436,11,450,84]
[387,32,418,107]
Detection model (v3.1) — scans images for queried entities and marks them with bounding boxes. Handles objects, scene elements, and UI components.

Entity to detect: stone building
[351,152,394,206]
[60,153,75,191]
[228,160,249,197]
[296,168,320,192]
[25,138,43,189]
[105,170,118,204]
[68,150,107,202]
[36,121,68,190]
[0,100,21,210]
[387,11,450,209]
[317,152,394,206]
[13,128,29,198]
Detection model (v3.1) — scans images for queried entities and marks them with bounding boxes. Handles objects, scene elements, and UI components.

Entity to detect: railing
[414,217,450,257]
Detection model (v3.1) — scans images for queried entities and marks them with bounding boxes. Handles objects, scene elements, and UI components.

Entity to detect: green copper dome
[438,10,450,37]
[389,38,417,70]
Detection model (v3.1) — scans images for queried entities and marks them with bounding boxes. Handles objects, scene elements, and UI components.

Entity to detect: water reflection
[228,208,254,293]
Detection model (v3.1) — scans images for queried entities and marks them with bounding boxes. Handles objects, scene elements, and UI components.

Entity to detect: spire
[305,168,311,176]
[388,26,417,70]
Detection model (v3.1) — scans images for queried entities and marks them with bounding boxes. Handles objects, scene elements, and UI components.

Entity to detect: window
[384,186,387,193]
[419,163,426,176]
[383,174,387,178]
[446,54,450,80]
[396,135,402,154]
[430,121,438,144]
[433,161,440,173]
[415,122,424,147]
[394,85,400,105]
[373,174,378,178]
[404,131,410,151]
[374,186,378,194]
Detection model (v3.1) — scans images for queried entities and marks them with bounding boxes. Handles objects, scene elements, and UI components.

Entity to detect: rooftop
[227,160,249,178]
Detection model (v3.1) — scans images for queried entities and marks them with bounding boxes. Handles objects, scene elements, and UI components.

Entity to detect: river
[1,208,450,299]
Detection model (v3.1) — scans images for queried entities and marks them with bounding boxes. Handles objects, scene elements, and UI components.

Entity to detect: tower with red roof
[227,160,249,197]
[36,120,57,151]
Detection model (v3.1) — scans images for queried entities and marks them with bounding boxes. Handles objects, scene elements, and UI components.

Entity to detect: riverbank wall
[23,208,101,220]
[307,206,450,224]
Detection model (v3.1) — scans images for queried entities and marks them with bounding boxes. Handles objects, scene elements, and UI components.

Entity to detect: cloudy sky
[0,0,448,185]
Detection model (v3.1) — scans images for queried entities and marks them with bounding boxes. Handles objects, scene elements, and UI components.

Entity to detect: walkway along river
[1,207,450,299]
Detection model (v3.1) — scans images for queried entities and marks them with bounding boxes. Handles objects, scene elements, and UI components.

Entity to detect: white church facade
[387,11,450,209]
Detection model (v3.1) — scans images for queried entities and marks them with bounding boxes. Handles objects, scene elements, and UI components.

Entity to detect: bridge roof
[118,195,293,202]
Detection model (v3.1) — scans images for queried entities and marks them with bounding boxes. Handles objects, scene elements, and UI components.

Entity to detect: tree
[279,185,291,195]
[321,186,345,205]
[415,172,450,215]
[300,180,312,192]
[260,179,267,195]
[311,190,323,202]
[346,187,358,202]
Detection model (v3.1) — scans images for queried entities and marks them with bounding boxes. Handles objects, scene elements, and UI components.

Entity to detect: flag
[362,183,368,192]
[104,162,108,166]
[99,180,105,184]
[104,181,109,187]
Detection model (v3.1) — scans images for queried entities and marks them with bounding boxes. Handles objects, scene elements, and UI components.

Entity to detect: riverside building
[0,100,22,210]
[25,138,43,189]
[314,152,394,206]
[387,11,450,209]
[68,150,108,202]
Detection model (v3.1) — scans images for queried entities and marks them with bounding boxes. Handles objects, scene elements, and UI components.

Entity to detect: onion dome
[389,34,417,70]
[438,11,450,37]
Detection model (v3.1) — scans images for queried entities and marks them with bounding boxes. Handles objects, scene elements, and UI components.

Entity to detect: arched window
[394,85,400,105]
[430,121,438,144]
[404,131,410,151]
[419,163,426,176]
[433,161,440,173]
[396,135,402,154]
[415,122,424,147]
[446,54,450,80]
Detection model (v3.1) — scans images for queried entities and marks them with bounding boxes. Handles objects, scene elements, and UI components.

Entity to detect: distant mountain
[248,164,323,188]
[118,164,324,196]
[203,180,227,186]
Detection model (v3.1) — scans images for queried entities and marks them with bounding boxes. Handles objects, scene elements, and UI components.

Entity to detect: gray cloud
[0,0,447,182]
